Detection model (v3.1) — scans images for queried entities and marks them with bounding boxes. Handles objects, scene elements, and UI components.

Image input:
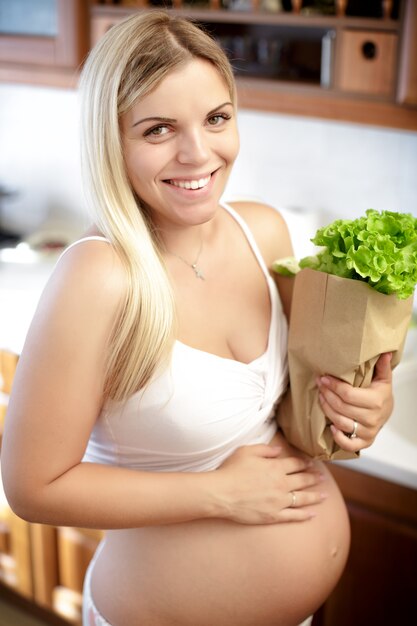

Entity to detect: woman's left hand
[317,352,394,452]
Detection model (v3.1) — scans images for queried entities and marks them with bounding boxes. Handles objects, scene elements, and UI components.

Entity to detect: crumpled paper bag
[276,268,414,460]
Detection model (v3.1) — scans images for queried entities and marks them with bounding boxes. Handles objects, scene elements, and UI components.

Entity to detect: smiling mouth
[165,173,213,190]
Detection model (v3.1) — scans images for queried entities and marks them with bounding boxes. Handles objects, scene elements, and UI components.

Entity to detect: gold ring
[290,491,297,507]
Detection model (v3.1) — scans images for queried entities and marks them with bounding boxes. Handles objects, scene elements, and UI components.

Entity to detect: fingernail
[321,377,330,386]
[321,492,329,499]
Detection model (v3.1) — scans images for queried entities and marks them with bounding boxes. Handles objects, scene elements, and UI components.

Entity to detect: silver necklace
[168,237,205,280]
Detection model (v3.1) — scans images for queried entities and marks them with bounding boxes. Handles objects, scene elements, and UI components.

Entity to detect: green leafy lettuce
[272,209,417,300]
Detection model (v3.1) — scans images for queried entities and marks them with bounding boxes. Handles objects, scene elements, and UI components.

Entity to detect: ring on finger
[349,420,358,439]
[290,491,297,508]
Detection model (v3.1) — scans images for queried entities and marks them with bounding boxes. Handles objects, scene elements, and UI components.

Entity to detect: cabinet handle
[362,41,377,60]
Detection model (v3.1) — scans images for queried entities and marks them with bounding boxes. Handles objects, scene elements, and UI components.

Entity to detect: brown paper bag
[276,268,414,460]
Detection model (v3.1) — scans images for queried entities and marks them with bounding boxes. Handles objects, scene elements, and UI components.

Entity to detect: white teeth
[170,175,211,190]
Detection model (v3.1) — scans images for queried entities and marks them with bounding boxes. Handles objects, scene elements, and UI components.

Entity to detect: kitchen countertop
[1,251,416,491]
[0,248,59,354]
[335,352,417,491]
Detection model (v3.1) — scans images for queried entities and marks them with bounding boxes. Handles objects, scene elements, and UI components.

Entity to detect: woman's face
[120,58,240,230]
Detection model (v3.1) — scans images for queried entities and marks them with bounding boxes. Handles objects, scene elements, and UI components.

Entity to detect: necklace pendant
[192,263,205,280]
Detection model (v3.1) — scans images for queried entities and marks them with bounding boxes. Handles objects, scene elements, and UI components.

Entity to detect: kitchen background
[1,81,416,259]
[1,2,417,626]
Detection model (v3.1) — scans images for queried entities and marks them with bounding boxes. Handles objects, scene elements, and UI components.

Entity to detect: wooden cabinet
[315,464,417,626]
[52,527,102,623]
[1,1,416,127]
[0,515,102,624]
[89,0,417,130]
[0,505,33,600]
[0,508,102,625]
[0,0,89,88]
[0,519,102,625]
[335,29,398,97]
[0,350,18,444]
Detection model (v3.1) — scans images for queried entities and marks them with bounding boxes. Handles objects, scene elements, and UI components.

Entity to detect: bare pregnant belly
[91,435,350,626]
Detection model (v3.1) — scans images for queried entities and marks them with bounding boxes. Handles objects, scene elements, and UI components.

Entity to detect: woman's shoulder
[225,199,293,265]
[19,229,129,369]
[49,230,128,315]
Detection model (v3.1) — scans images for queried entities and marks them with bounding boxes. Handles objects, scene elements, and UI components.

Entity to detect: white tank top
[67,204,289,472]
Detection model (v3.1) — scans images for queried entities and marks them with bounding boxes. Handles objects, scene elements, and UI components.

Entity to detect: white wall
[0,83,416,257]
[227,109,417,257]
[0,84,87,239]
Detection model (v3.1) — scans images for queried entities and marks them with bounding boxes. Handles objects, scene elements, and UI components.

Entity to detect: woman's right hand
[215,444,327,525]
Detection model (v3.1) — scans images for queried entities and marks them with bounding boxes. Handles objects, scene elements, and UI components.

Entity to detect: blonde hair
[79,10,236,401]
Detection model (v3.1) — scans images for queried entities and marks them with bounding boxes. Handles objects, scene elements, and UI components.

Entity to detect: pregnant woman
[1,11,394,626]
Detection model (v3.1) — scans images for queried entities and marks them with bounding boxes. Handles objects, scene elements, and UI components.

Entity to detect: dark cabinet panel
[315,464,417,626]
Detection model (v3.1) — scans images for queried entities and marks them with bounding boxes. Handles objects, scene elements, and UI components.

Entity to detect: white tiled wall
[0,83,416,258]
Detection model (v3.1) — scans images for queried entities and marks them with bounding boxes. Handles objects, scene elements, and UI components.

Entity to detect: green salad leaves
[273,209,417,299]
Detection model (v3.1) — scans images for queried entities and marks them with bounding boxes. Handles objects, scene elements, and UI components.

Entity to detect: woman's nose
[176,129,210,165]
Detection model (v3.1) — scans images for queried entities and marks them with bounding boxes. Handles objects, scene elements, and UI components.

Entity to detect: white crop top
[71,204,289,472]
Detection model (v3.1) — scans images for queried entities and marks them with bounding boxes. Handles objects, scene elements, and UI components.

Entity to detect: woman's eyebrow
[207,102,233,115]
[132,115,176,128]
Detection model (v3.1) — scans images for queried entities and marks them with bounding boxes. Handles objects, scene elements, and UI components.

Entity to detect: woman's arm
[231,201,394,453]
[1,239,323,528]
[0,241,215,528]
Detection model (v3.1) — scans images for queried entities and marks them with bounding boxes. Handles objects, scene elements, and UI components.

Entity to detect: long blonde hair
[79,10,236,401]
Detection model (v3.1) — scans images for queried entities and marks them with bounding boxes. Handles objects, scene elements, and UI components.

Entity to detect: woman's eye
[144,125,170,138]
[207,113,231,127]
